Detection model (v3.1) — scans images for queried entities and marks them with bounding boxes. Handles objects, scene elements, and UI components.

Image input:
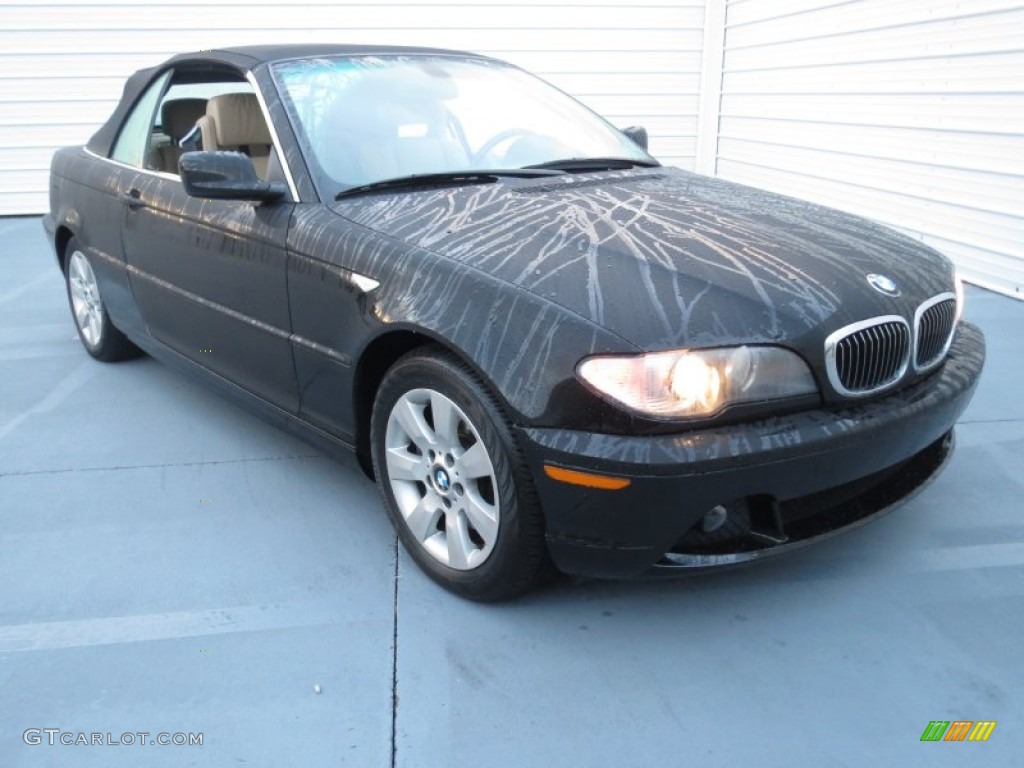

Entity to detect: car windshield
[271,55,655,196]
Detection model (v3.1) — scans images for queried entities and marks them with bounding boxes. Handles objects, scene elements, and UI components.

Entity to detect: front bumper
[516,321,985,578]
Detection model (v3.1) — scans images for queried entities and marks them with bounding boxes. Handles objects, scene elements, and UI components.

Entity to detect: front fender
[288,204,637,431]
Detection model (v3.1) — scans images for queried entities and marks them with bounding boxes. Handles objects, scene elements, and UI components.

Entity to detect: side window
[111,70,172,167]
[153,80,273,178]
[154,81,251,175]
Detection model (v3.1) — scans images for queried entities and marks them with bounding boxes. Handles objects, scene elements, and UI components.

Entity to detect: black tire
[371,346,549,601]
[63,238,140,362]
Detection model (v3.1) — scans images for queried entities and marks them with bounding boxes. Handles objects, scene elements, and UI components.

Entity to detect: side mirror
[621,125,649,151]
[179,151,287,202]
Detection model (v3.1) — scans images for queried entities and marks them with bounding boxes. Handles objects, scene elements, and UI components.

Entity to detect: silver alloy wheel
[384,388,500,570]
[68,250,104,347]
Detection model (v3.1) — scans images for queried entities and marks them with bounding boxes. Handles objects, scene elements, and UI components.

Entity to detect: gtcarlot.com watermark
[24,729,203,747]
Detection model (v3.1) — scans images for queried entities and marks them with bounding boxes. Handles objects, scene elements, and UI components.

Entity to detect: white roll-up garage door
[708,0,1024,298]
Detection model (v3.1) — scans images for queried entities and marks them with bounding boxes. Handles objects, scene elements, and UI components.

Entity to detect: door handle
[120,188,143,209]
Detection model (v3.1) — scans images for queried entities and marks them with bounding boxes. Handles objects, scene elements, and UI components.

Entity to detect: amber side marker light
[543,465,632,490]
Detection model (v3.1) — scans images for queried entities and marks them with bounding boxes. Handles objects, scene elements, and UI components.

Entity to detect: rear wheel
[371,347,549,601]
[64,239,139,361]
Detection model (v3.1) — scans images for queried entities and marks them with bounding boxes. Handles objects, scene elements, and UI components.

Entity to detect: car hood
[331,167,954,350]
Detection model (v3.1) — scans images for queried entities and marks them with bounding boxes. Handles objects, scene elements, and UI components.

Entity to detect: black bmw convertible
[44,45,985,600]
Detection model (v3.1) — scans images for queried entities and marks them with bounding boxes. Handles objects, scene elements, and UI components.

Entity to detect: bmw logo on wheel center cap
[867,273,901,297]
[434,468,451,493]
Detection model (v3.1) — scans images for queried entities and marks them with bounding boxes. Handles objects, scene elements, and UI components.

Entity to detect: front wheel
[64,239,139,362]
[371,347,549,601]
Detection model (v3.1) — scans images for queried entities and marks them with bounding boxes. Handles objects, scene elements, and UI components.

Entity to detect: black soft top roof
[169,43,480,68]
[86,44,484,156]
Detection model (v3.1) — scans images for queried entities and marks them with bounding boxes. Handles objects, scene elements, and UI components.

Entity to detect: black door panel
[121,173,298,411]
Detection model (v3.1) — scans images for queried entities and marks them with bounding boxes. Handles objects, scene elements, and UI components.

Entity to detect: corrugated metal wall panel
[0,0,705,216]
[717,0,1024,298]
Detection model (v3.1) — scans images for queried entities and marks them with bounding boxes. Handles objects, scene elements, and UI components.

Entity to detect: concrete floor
[1,214,1021,767]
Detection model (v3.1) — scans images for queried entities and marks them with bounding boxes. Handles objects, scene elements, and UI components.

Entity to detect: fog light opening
[702,505,729,533]
[675,499,753,551]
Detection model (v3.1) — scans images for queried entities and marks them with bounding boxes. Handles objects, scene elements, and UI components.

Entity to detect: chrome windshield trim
[245,71,300,202]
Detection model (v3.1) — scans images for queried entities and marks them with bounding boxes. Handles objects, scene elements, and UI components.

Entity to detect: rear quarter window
[111,70,172,167]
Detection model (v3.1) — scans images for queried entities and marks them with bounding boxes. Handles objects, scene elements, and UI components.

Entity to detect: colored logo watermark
[921,720,997,742]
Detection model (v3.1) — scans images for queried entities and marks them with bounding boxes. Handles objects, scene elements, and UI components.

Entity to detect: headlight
[577,345,818,419]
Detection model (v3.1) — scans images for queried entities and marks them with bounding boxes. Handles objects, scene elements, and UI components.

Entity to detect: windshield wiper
[523,157,661,173]
[334,168,563,200]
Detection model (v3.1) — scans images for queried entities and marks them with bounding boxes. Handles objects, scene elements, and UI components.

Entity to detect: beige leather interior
[196,93,274,178]
[163,98,208,141]
[156,98,207,173]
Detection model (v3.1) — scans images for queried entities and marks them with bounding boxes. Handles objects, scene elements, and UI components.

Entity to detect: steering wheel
[470,128,543,165]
